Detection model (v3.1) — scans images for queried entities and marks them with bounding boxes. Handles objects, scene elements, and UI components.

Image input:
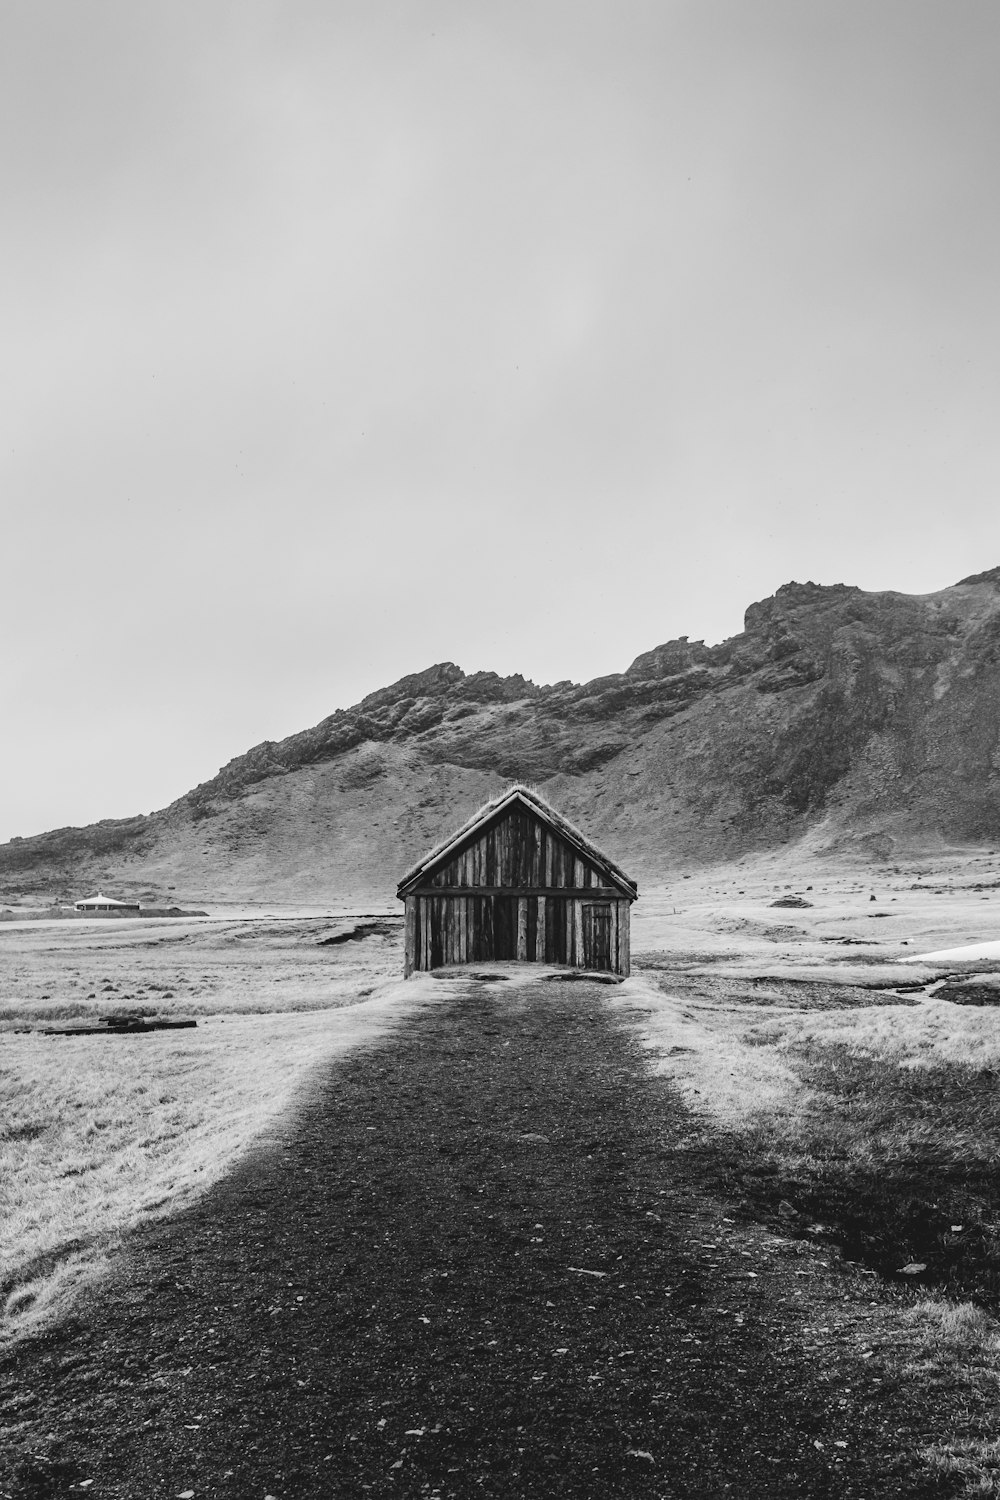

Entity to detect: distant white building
[74,892,141,913]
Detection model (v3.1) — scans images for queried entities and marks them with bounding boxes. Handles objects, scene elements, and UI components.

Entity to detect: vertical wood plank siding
[408,893,631,972]
[402,803,634,976]
[404,897,416,977]
[619,899,630,977]
[428,806,615,890]
[517,897,528,960]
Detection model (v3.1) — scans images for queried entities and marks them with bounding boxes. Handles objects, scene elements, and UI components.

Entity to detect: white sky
[3,1,1000,842]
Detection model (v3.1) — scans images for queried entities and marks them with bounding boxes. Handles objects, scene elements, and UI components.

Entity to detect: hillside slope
[4,569,1000,904]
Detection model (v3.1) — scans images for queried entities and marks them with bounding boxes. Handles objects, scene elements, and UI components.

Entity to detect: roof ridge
[396,783,637,897]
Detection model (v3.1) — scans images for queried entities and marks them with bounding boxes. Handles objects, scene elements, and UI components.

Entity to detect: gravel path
[2,980,948,1498]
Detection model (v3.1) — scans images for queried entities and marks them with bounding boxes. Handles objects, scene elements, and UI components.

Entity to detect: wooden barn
[396,785,638,978]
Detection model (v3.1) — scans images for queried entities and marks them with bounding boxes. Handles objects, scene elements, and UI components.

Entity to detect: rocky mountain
[4,569,1000,904]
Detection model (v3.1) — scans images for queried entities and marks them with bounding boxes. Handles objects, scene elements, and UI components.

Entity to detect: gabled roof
[74,892,131,907]
[396,784,638,899]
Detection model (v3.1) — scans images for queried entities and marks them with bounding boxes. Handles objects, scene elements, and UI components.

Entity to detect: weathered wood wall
[424,804,610,891]
[403,893,632,976]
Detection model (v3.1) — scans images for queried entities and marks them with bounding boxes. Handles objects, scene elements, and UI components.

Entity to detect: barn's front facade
[396,786,638,978]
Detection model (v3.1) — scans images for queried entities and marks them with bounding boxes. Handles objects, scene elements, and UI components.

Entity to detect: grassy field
[620,852,1000,1499]
[0,915,427,1347]
[0,913,400,1028]
[7,853,1000,1488]
[619,977,1000,1494]
[623,974,1000,1283]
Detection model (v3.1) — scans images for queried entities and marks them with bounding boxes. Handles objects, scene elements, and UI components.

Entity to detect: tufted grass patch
[619,965,1000,1496]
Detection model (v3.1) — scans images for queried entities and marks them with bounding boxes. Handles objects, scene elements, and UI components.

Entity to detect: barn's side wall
[406,893,631,976]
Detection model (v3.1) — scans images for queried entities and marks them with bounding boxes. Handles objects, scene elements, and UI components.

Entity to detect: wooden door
[484,895,519,960]
[582,903,612,971]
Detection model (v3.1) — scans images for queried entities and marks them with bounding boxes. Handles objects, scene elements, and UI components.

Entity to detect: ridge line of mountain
[4,568,1000,901]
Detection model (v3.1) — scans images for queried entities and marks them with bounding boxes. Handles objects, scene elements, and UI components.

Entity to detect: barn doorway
[582,903,613,971]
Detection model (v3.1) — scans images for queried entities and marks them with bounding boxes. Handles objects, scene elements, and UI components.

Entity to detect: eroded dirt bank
[2,980,951,1498]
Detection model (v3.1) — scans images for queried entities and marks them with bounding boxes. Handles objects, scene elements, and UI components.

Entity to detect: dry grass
[0,916,426,1348]
[902,1301,1000,1497]
[616,976,1000,1286]
[616,966,1000,1497]
[613,975,815,1128]
[0,915,401,1029]
[752,999,1000,1072]
[615,976,1000,1142]
[1,988,432,1347]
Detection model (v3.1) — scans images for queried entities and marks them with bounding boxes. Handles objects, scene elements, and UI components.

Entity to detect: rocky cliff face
[5,570,1000,902]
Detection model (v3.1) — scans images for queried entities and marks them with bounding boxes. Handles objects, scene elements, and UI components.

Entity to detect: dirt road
[2,979,949,1498]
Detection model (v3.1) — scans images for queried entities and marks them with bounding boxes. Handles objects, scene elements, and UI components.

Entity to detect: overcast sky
[3,1,1000,841]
